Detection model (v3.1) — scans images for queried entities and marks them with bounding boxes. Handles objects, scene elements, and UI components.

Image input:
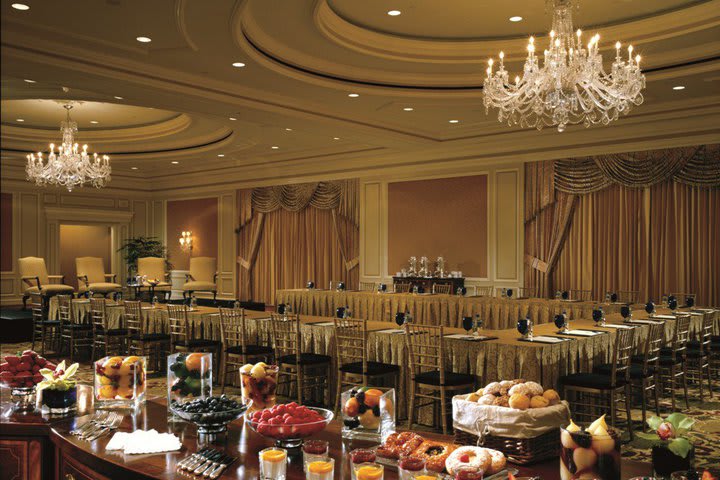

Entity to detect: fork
[70,411,109,436]
[86,412,124,441]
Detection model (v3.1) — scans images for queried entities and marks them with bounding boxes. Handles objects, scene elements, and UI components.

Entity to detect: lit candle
[628,45,634,61]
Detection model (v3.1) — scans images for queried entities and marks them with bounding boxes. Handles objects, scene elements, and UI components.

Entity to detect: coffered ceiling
[1,0,719,192]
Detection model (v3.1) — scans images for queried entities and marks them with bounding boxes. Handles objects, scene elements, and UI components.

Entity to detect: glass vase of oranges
[341,387,395,442]
[94,356,147,409]
[167,352,212,409]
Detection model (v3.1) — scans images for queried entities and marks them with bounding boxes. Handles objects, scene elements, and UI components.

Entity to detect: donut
[487,449,507,474]
[412,440,458,472]
[524,381,544,397]
[482,382,501,395]
[445,446,491,475]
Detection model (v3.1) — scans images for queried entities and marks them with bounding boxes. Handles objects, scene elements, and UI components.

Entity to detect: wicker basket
[454,427,559,465]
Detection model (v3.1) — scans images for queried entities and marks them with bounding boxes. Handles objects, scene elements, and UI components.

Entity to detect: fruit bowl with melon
[94,356,147,408]
[246,402,334,448]
[341,387,396,441]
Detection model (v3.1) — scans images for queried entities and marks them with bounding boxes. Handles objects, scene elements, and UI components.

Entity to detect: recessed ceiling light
[285,128,293,131]
[672,85,686,90]
[131,167,138,170]
[24,79,35,83]
[11,3,30,11]
[232,62,246,68]
[217,154,224,157]
[448,119,460,124]
[387,10,401,16]
[509,16,523,22]
[16,118,24,122]
[136,36,152,43]
[271,146,279,149]
[348,93,360,98]
[229,117,237,121]
[333,137,340,140]
[114,96,123,100]
[171,161,179,164]
[90,120,99,124]
[403,107,414,111]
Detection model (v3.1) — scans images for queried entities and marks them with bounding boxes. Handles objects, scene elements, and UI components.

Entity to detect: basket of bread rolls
[452,379,571,465]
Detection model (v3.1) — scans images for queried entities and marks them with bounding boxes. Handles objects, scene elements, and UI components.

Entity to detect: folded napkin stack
[106,429,182,454]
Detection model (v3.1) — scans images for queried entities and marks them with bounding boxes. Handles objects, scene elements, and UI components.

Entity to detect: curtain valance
[251,179,359,225]
[554,144,720,194]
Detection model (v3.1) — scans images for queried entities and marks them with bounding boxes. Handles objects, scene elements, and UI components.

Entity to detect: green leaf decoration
[647,415,664,430]
[668,437,693,459]
[666,413,688,430]
[635,432,661,442]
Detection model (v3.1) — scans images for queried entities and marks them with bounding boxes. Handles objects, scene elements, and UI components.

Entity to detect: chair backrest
[29,292,45,324]
[269,313,301,363]
[167,304,190,345]
[189,257,217,283]
[90,298,110,332]
[618,290,640,304]
[476,286,494,297]
[669,313,692,361]
[697,311,714,354]
[432,283,452,295]
[124,300,144,337]
[19,257,49,286]
[640,321,665,375]
[76,257,106,285]
[609,327,635,385]
[137,257,166,281]
[219,307,249,352]
[358,281,376,292]
[334,317,366,370]
[393,283,411,293]
[670,292,696,305]
[57,294,74,327]
[404,323,445,383]
[518,287,537,298]
[570,289,593,302]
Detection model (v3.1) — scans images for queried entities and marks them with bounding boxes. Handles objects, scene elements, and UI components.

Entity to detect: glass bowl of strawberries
[246,403,334,448]
[0,350,56,412]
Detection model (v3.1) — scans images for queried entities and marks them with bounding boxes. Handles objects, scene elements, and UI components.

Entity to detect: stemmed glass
[462,316,473,338]
[592,307,605,327]
[506,288,513,298]
[620,305,632,322]
[395,312,406,328]
[554,312,567,332]
[517,316,531,338]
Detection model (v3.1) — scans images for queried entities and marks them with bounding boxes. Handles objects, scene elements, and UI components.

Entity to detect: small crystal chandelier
[25,104,111,192]
[483,0,646,132]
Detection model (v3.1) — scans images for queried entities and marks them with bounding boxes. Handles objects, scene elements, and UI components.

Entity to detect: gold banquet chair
[358,281,376,292]
[30,292,61,356]
[431,283,453,295]
[182,256,218,301]
[76,256,122,298]
[19,256,74,309]
[58,294,93,362]
[137,257,171,301]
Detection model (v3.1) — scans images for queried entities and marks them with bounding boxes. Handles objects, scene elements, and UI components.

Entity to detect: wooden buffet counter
[0,399,654,480]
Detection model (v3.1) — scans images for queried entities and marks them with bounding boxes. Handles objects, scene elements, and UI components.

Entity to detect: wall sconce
[179,230,193,253]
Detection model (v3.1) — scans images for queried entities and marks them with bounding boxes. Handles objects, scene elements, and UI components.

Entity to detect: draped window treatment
[525,145,720,306]
[236,180,359,305]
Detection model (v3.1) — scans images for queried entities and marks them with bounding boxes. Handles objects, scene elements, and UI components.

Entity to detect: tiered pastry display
[375,432,507,475]
[465,379,561,410]
[560,415,621,480]
[94,356,147,407]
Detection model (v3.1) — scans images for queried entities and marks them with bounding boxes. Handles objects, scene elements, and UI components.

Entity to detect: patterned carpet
[3,341,718,468]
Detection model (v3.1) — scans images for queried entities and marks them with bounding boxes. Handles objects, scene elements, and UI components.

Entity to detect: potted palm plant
[637,413,696,477]
[117,236,172,281]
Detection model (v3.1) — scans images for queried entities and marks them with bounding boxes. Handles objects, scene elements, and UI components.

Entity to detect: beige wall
[166,198,219,271]
[59,224,112,289]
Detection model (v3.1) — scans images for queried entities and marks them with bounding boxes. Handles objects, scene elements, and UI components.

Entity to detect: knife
[207,455,236,479]
[177,447,210,470]
[192,450,224,475]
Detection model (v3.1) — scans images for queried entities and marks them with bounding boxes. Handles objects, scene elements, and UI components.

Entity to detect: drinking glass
[302,440,329,468]
[560,425,620,479]
[306,457,334,480]
[413,285,419,295]
[350,449,377,479]
[259,447,287,480]
[554,313,566,331]
[398,455,425,479]
[395,312,405,328]
[354,462,384,480]
[454,466,484,480]
[501,288,507,298]
[517,318,530,336]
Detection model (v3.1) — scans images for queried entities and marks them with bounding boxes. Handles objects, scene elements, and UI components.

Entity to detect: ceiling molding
[175,0,200,52]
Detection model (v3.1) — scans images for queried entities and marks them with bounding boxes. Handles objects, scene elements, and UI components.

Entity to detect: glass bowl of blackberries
[169,395,247,434]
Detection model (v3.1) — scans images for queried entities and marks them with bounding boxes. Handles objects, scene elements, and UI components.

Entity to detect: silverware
[86,412,124,441]
[79,412,116,440]
[192,450,223,475]
[207,455,235,479]
[177,448,211,470]
[70,411,108,436]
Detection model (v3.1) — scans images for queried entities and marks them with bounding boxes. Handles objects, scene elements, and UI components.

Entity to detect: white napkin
[561,329,603,336]
[106,429,182,454]
[376,328,405,334]
[649,314,676,320]
[311,321,335,326]
[602,324,635,329]
[523,335,567,343]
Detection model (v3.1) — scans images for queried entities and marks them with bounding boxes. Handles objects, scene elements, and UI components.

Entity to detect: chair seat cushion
[278,353,331,365]
[685,348,707,358]
[63,323,93,330]
[142,281,171,289]
[80,282,122,293]
[226,344,274,356]
[183,281,216,291]
[131,333,170,341]
[687,340,720,350]
[340,361,400,376]
[658,355,683,366]
[25,284,75,295]
[593,363,654,378]
[174,339,220,348]
[560,373,626,389]
[40,320,61,326]
[97,327,128,336]
[414,370,475,387]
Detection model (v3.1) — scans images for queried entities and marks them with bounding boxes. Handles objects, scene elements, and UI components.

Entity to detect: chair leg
[681,363,689,410]
[297,369,304,406]
[625,384,634,441]
[220,352,227,394]
[670,366,676,412]
[440,388,448,435]
[334,371,343,414]
[639,382,647,432]
[706,362,714,398]
[609,390,617,429]
[407,380,416,430]
[653,374,661,416]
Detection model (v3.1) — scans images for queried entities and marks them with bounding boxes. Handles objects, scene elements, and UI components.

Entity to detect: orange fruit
[363,388,383,408]
[356,465,383,480]
[307,461,333,473]
[98,375,113,385]
[102,356,123,370]
[185,353,208,373]
[98,385,117,399]
[344,396,360,417]
[260,449,286,462]
[116,385,135,399]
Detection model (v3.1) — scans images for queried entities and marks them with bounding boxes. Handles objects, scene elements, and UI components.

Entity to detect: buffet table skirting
[276,289,631,328]
[47,296,716,421]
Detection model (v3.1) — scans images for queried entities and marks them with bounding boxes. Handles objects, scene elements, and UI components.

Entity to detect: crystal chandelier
[483,0,646,132]
[25,104,111,191]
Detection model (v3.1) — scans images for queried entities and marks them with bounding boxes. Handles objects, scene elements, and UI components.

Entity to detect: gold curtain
[550,181,719,306]
[237,207,358,305]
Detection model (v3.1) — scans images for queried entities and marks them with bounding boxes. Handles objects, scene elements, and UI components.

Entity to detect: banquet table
[275,288,633,329]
